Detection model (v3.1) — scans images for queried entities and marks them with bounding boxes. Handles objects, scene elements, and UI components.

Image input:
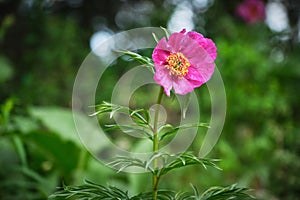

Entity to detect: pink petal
[192,62,215,83]
[168,33,187,52]
[169,33,209,65]
[152,49,170,65]
[187,31,205,44]
[181,40,210,65]
[204,38,217,61]
[187,31,217,61]
[153,64,173,97]
[172,77,194,95]
[152,38,171,64]
[185,67,205,87]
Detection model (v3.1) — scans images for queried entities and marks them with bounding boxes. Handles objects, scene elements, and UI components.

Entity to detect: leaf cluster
[109,152,221,178]
[92,101,152,136]
[115,50,154,73]
[49,180,130,200]
[49,180,254,200]
[92,102,209,142]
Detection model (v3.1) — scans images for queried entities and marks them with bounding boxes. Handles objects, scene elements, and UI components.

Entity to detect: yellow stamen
[165,52,190,77]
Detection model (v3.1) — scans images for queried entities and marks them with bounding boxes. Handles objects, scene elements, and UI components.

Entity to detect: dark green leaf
[49,180,130,200]
[104,124,152,139]
[108,156,154,173]
[159,123,210,142]
[199,184,254,200]
[131,190,177,200]
[156,152,221,177]
[49,181,254,200]
[115,50,154,67]
[26,130,81,175]
[92,102,152,131]
[12,134,27,166]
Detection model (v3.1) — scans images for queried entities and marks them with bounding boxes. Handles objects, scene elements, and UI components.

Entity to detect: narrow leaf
[152,32,159,43]
[160,26,170,39]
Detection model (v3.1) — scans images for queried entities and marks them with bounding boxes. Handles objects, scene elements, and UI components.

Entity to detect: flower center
[165,52,190,77]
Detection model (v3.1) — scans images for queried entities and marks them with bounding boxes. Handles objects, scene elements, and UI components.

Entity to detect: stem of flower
[152,86,164,200]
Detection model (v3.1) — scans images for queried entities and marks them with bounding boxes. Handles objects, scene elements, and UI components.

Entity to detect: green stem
[152,86,164,200]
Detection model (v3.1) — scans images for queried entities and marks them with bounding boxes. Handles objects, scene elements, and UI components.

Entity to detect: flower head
[152,29,217,97]
[236,0,266,24]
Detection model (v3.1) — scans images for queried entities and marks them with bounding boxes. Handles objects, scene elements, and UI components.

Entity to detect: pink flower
[152,29,217,97]
[236,0,265,24]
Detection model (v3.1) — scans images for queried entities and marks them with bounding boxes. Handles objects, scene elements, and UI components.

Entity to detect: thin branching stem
[152,86,164,200]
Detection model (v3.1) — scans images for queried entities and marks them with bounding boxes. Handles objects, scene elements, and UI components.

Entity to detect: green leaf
[105,124,152,139]
[49,180,130,200]
[0,98,14,125]
[115,50,154,67]
[152,32,159,43]
[160,26,170,39]
[92,102,152,129]
[106,152,220,178]
[156,152,221,177]
[90,101,122,117]
[0,56,14,83]
[29,107,82,147]
[49,181,254,200]
[190,184,200,199]
[159,123,210,142]
[26,130,81,175]
[29,106,106,152]
[131,190,177,200]
[13,116,39,133]
[132,184,254,200]
[108,156,153,173]
[130,109,150,125]
[12,134,27,166]
[19,166,57,195]
[199,184,254,200]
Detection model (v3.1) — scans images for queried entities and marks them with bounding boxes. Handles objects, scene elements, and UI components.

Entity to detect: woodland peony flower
[152,29,217,97]
[236,0,266,24]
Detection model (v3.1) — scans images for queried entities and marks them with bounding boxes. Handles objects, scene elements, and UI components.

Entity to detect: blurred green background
[1,0,300,199]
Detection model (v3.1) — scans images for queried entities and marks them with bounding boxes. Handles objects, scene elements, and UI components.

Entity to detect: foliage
[199,184,253,200]
[0,99,115,199]
[49,180,130,200]
[109,152,220,175]
[49,180,253,200]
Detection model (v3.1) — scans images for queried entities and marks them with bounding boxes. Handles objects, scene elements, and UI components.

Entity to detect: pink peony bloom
[236,0,266,24]
[152,29,217,97]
